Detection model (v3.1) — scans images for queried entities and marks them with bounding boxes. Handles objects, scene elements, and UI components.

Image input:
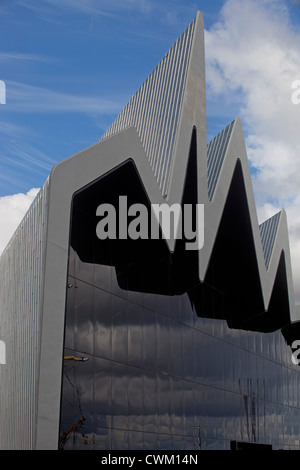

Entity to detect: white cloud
[0,188,40,255]
[205,0,300,302]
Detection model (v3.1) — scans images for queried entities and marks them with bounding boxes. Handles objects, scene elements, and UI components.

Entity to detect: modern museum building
[1,11,300,450]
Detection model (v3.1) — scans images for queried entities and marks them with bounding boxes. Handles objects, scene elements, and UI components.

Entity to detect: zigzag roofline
[43,114,296,320]
[202,116,295,318]
[0,11,298,448]
[1,12,296,323]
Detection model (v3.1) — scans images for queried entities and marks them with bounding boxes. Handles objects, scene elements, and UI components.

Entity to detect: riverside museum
[1,11,300,450]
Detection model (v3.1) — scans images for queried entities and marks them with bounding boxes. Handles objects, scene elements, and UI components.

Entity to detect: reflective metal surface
[60,255,300,450]
[59,163,300,450]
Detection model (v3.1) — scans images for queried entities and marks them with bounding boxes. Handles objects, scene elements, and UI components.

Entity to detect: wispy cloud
[4,80,125,114]
[20,0,148,25]
[0,52,54,63]
[32,0,152,17]
[19,0,198,40]
[3,141,54,173]
[0,119,57,195]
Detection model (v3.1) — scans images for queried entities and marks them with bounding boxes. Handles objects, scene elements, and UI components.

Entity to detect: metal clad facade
[0,180,49,449]
[0,11,298,450]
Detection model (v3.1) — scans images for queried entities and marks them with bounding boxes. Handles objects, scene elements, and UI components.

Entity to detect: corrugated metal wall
[0,179,49,449]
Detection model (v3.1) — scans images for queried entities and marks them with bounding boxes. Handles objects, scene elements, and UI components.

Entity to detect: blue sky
[0,0,226,197]
[0,0,298,195]
[1,0,300,299]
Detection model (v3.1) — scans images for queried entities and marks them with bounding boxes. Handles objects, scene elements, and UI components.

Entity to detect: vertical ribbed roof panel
[259,211,281,269]
[101,18,196,195]
[207,120,235,200]
[0,180,49,449]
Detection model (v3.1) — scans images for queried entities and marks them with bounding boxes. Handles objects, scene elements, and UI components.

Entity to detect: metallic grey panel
[259,211,281,269]
[207,120,235,200]
[101,18,196,196]
[0,180,49,449]
[208,122,283,272]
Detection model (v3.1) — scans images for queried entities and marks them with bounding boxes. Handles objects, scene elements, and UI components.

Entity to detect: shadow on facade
[70,129,292,339]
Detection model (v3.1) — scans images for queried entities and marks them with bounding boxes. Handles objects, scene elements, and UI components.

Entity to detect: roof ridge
[100,16,197,194]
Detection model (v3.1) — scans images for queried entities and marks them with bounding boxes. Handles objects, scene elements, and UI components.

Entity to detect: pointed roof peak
[101,13,204,195]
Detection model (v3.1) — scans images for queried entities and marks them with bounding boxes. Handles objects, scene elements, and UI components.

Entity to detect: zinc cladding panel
[259,211,281,270]
[101,17,196,196]
[207,120,235,201]
[0,179,49,449]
